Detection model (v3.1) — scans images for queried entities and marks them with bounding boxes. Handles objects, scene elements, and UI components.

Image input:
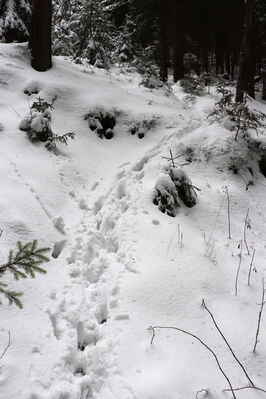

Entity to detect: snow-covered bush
[23,80,43,96]
[180,75,206,96]
[19,97,75,152]
[19,97,54,142]
[209,84,266,141]
[139,69,163,90]
[84,108,119,139]
[129,115,158,139]
[153,167,198,217]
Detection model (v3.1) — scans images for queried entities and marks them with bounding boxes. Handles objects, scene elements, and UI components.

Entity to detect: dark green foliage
[0,0,31,43]
[153,164,198,217]
[0,241,50,309]
[19,97,75,151]
[209,85,266,140]
[84,108,117,139]
[180,75,206,96]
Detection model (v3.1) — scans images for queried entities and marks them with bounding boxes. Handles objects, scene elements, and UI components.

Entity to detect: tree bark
[262,59,266,100]
[236,0,254,102]
[173,0,184,82]
[31,0,52,72]
[159,0,168,82]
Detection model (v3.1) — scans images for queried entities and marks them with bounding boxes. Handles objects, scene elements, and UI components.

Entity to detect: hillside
[0,43,266,399]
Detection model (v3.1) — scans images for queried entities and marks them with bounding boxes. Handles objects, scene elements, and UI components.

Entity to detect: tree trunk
[159,0,168,82]
[236,0,254,102]
[262,59,266,100]
[31,0,52,72]
[173,0,184,82]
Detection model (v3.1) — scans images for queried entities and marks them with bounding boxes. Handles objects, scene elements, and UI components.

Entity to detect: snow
[1,42,266,399]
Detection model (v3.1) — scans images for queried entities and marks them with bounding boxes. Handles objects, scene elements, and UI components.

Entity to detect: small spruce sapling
[208,84,266,141]
[19,97,75,152]
[0,240,50,308]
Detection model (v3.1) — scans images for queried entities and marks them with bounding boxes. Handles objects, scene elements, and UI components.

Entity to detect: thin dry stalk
[253,278,266,353]
[0,330,11,365]
[202,299,254,387]
[224,186,231,239]
[223,386,266,394]
[148,325,236,399]
[235,240,243,296]
[243,209,250,255]
[248,249,256,286]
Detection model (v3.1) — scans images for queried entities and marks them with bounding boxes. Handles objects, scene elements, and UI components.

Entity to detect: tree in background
[236,0,255,102]
[31,0,52,71]
[0,0,31,42]
[172,0,184,82]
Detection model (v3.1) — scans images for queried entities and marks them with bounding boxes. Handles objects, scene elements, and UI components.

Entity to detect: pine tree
[0,240,50,309]
[0,0,31,43]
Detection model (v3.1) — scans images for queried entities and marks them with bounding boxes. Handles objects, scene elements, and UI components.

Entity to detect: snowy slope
[0,43,266,399]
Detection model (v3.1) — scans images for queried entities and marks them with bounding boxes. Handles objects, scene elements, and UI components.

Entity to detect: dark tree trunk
[159,0,169,82]
[173,0,184,82]
[236,0,254,102]
[31,0,52,72]
[262,59,266,100]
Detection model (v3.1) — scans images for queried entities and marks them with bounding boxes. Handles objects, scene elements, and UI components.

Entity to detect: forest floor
[1,43,266,399]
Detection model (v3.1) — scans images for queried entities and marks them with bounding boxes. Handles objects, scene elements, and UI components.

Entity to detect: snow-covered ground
[1,43,266,399]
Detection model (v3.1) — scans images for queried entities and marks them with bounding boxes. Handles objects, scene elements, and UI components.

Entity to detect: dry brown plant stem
[0,330,11,366]
[149,325,236,399]
[243,209,250,255]
[248,249,256,286]
[202,299,255,387]
[253,278,266,353]
[235,240,243,296]
[224,186,231,239]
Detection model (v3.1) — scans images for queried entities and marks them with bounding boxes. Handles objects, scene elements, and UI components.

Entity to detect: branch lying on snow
[223,386,266,394]
[202,299,255,387]
[148,325,236,399]
[0,330,11,365]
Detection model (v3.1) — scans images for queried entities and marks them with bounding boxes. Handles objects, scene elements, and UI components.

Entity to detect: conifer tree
[0,240,50,309]
[0,0,31,42]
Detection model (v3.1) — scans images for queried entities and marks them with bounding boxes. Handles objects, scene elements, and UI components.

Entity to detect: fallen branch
[202,299,254,387]
[148,325,236,399]
[223,386,266,394]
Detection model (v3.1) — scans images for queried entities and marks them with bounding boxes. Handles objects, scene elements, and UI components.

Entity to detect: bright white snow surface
[0,43,266,399]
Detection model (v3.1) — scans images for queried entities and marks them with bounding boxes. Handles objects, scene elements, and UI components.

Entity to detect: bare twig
[253,278,266,353]
[224,186,231,239]
[235,240,243,296]
[248,249,256,286]
[148,325,236,399]
[223,386,266,394]
[243,209,250,255]
[0,330,11,363]
[202,299,255,387]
